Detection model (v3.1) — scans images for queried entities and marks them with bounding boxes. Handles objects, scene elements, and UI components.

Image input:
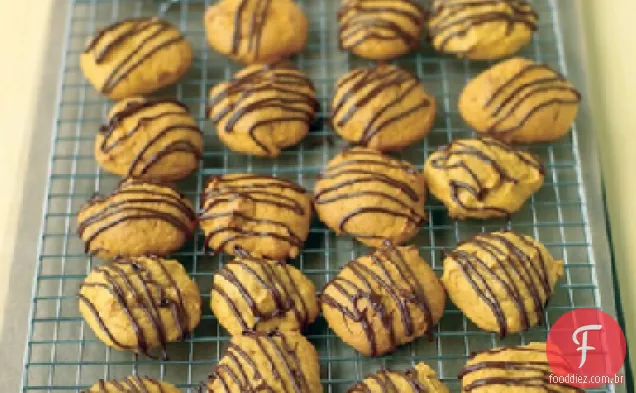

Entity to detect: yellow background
[0,0,633,381]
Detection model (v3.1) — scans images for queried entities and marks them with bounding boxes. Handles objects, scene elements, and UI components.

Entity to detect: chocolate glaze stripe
[430,139,543,215]
[481,63,581,133]
[490,76,565,115]
[434,0,537,16]
[84,187,195,219]
[316,170,420,201]
[484,233,549,323]
[79,258,191,360]
[430,0,537,51]
[204,190,306,215]
[207,331,310,393]
[206,226,303,255]
[78,186,194,254]
[126,124,201,177]
[333,66,431,146]
[315,151,423,239]
[321,244,436,356]
[338,0,425,50]
[208,174,308,192]
[208,64,317,155]
[325,157,418,174]
[89,376,165,393]
[100,98,192,152]
[84,17,148,53]
[231,0,273,58]
[333,67,413,125]
[84,18,186,94]
[349,368,428,393]
[95,20,159,63]
[460,359,583,392]
[485,64,555,106]
[213,258,310,332]
[449,232,552,337]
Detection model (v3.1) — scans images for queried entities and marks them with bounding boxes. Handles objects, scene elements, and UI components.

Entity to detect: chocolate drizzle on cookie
[77,180,195,255]
[213,256,313,332]
[84,18,187,94]
[333,65,432,146]
[321,243,437,356]
[200,174,309,257]
[428,138,543,216]
[99,98,202,178]
[86,376,165,393]
[206,331,312,393]
[349,367,429,393]
[447,232,553,337]
[483,62,581,135]
[338,0,426,52]
[207,63,318,155]
[429,0,537,54]
[230,0,273,59]
[314,148,425,240]
[78,257,193,360]
[459,345,584,393]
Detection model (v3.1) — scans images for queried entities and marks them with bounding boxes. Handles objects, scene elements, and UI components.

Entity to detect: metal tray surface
[21,0,623,392]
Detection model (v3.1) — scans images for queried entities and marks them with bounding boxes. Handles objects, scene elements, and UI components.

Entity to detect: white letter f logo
[572,324,603,368]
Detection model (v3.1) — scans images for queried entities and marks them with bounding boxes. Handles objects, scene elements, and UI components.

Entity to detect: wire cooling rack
[21,0,624,392]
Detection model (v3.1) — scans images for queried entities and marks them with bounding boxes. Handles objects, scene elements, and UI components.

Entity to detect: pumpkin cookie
[442,231,564,337]
[332,65,436,152]
[96,97,202,181]
[424,138,544,219]
[349,363,449,393]
[459,58,581,143]
[78,256,201,359]
[83,377,180,393]
[204,330,323,393]
[80,17,192,99]
[428,0,537,60]
[77,179,196,259]
[321,243,445,356]
[338,0,426,60]
[207,63,318,157]
[460,343,582,392]
[313,147,426,247]
[200,174,312,259]
[211,256,319,335]
[204,0,309,64]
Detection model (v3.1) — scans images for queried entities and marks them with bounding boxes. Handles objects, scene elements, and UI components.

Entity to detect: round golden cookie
[459,342,582,393]
[78,256,201,359]
[83,377,180,393]
[321,243,445,356]
[338,0,426,60]
[313,147,426,247]
[428,0,537,60]
[204,0,309,64]
[200,174,312,259]
[459,58,581,143]
[204,330,323,393]
[211,256,319,335]
[424,137,544,219]
[332,65,436,152]
[349,363,449,393]
[80,17,192,99]
[207,63,318,157]
[96,97,202,181]
[442,231,564,337]
[77,179,196,259]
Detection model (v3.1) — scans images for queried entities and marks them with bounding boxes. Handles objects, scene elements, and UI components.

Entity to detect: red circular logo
[547,308,626,388]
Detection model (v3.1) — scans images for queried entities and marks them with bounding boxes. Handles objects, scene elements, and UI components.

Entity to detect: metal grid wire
[21,0,619,392]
